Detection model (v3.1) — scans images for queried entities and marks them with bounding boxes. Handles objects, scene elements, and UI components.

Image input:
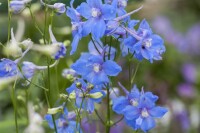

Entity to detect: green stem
[94,109,105,125]
[131,62,140,86]
[7,0,12,43]
[28,7,44,37]
[12,79,19,133]
[106,84,111,133]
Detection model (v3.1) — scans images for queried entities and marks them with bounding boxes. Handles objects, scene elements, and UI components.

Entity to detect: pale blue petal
[112,96,129,114]
[91,18,106,39]
[123,105,140,120]
[141,117,156,132]
[102,4,116,20]
[76,3,91,19]
[149,106,168,118]
[103,60,121,76]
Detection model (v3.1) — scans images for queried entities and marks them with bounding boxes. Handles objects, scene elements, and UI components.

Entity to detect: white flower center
[91,8,101,17]
[72,24,78,31]
[93,63,101,73]
[141,109,149,118]
[118,0,127,7]
[130,99,138,106]
[5,64,12,72]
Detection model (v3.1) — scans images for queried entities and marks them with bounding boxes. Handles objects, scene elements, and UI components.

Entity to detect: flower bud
[69,92,76,99]
[53,3,66,14]
[47,106,63,115]
[88,92,103,99]
[76,82,82,89]
[10,1,25,14]
[59,94,68,99]
[4,28,22,58]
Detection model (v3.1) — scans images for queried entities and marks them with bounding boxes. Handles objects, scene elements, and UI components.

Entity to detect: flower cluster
[113,84,168,132]
[2,0,168,133]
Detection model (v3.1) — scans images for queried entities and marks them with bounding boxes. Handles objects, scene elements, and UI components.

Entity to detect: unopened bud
[69,92,76,99]
[88,92,103,99]
[47,106,63,115]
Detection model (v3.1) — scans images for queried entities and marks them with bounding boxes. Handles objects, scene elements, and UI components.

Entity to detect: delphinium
[0,0,168,133]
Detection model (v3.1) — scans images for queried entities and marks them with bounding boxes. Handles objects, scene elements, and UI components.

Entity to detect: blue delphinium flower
[123,19,166,63]
[49,26,66,60]
[67,0,94,55]
[0,59,18,78]
[45,108,81,133]
[76,0,116,39]
[66,79,104,113]
[71,53,121,85]
[112,84,168,132]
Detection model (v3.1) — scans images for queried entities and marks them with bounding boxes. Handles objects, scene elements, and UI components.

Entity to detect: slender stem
[128,51,132,89]
[7,0,12,43]
[111,116,124,127]
[12,79,19,133]
[108,37,112,60]
[94,109,105,125]
[28,6,44,37]
[90,35,101,54]
[106,84,111,133]
[131,62,140,86]
[25,89,29,125]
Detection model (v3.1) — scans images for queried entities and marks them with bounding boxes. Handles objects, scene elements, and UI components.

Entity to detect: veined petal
[112,96,129,114]
[141,117,156,132]
[87,99,95,113]
[123,105,140,120]
[82,19,94,37]
[91,18,106,39]
[76,2,91,19]
[149,106,168,118]
[102,4,116,20]
[87,0,102,8]
[103,60,122,76]
[70,34,81,55]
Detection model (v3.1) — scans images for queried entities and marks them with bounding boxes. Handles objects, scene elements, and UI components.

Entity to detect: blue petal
[87,0,102,8]
[86,71,109,85]
[76,3,91,19]
[91,18,106,39]
[123,105,140,120]
[149,106,168,118]
[44,115,54,129]
[66,7,79,22]
[101,4,116,20]
[125,118,139,130]
[87,98,95,113]
[112,96,129,114]
[82,19,94,37]
[138,19,153,35]
[66,83,76,94]
[141,117,156,132]
[88,55,104,64]
[151,34,165,50]
[144,92,159,102]
[70,34,81,55]
[71,56,89,75]
[141,49,153,61]
[103,60,121,76]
